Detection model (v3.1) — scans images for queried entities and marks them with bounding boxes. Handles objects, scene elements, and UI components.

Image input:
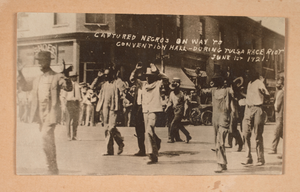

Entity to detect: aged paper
[1,0,299,191]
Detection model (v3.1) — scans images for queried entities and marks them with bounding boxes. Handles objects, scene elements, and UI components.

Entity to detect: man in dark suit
[18,51,72,175]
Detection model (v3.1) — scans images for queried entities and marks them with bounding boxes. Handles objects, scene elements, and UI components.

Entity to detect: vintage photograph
[16,13,285,175]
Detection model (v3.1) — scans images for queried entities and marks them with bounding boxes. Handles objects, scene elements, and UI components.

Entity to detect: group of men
[211,67,284,173]
[17,50,284,174]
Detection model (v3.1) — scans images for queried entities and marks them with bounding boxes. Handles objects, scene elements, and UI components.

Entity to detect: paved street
[16,121,283,175]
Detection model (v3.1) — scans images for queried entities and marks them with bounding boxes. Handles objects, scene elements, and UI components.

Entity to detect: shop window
[17,13,29,30]
[54,13,69,26]
[199,18,205,48]
[57,42,73,65]
[85,13,106,24]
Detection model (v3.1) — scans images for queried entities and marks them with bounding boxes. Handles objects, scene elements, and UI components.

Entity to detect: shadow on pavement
[159,150,200,157]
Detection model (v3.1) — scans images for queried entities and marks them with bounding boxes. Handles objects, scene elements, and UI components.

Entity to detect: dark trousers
[170,107,190,141]
[134,105,146,153]
[228,112,243,147]
[166,108,181,141]
[66,100,80,139]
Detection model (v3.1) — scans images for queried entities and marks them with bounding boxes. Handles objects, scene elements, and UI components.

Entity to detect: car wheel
[201,110,212,126]
[189,108,202,125]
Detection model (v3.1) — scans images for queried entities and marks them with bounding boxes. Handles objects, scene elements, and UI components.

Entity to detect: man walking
[96,68,125,156]
[269,77,284,156]
[166,77,192,143]
[17,51,72,175]
[62,71,82,141]
[130,63,166,164]
[241,69,269,166]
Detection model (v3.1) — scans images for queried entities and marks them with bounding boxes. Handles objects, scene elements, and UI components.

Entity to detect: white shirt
[137,88,142,105]
[246,79,269,106]
[63,81,82,101]
[141,80,163,113]
[38,72,52,103]
[167,91,184,109]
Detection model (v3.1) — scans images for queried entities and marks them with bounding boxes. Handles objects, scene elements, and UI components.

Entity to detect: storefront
[17,39,78,82]
[17,33,115,84]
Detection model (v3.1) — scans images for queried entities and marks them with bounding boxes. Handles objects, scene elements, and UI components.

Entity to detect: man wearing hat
[130,63,167,164]
[166,77,192,143]
[96,67,125,156]
[61,71,82,140]
[17,51,72,175]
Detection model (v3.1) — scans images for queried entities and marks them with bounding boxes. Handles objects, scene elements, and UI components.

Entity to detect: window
[54,13,69,25]
[17,12,29,30]
[218,27,224,50]
[176,15,183,39]
[86,13,106,24]
[237,33,241,48]
[199,18,205,47]
[252,39,256,49]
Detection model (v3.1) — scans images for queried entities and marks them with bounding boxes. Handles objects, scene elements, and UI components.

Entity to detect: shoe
[221,164,227,170]
[237,145,243,152]
[167,139,175,143]
[277,155,283,159]
[72,137,80,141]
[214,164,224,173]
[118,143,125,155]
[134,151,147,156]
[185,135,192,143]
[147,154,158,164]
[102,153,114,156]
[68,137,72,141]
[241,159,253,166]
[175,139,184,142]
[268,151,277,154]
[255,162,265,166]
[211,148,216,152]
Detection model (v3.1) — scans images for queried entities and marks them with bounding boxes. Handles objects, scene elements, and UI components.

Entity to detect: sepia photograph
[16,12,285,175]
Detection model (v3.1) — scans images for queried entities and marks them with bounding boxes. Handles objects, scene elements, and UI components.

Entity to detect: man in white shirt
[241,69,269,166]
[130,63,167,164]
[165,78,192,143]
[62,71,82,141]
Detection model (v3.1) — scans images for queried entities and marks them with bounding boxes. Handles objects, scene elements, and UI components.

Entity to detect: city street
[16,121,283,176]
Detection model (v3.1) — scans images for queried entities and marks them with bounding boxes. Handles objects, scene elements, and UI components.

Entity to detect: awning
[182,67,207,78]
[156,64,195,89]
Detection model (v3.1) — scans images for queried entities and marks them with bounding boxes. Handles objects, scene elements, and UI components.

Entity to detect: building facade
[17,13,285,87]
